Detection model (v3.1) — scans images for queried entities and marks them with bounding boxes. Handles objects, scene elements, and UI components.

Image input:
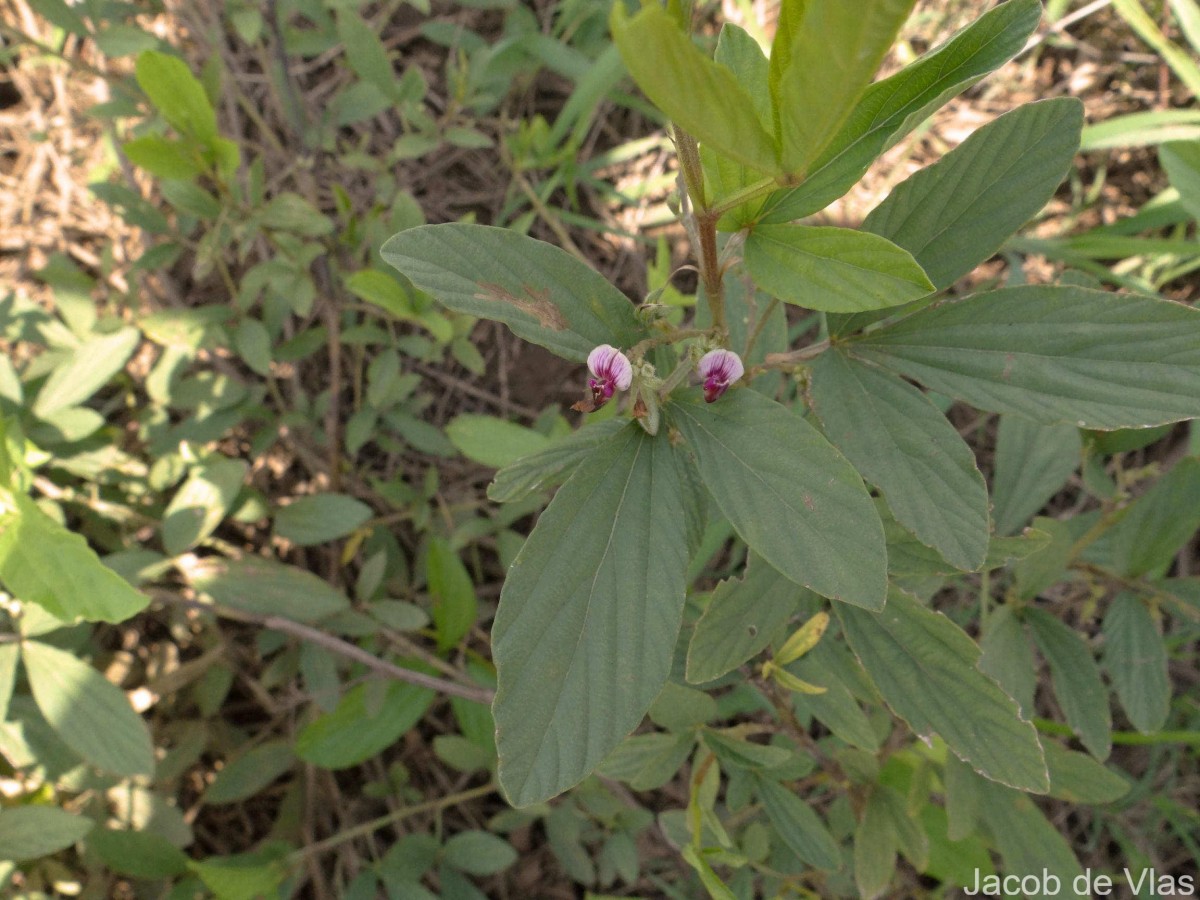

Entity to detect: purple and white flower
[698,349,744,403]
[586,344,633,408]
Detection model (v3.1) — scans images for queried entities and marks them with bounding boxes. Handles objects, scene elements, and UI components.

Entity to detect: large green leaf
[32,326,140,417]
[22,640,155,777]
[851,285,1200,429]
[809,351,988,571]
[744,225,933,314]
[0,806,94,862]
[1103,593,1170,734]
[686,554,809,684]
[991,416,1081,536]
[759,0,1041,223]
[610,5,779,176]
[862,98,1083,290]
[1026,608,1111,760]
[380,224,645,362]
[978,605,1037,719]
[492,425,689,806]
[669,390,886,609]
[838,589,1048,792]
[0,494,148,623]
[770,0,917,174]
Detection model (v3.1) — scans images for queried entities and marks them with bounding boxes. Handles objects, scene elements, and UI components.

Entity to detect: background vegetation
[0,0,1197,896]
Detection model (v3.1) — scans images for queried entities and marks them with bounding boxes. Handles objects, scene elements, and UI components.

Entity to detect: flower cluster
[575,344,744,412]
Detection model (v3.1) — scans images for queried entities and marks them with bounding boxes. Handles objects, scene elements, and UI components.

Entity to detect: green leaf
[599,731,695,791]
[992,416,1081,536]
[744,225,933,314]
[122,135,204,179]
[32,326,140,417]
[791,645,881,751]
[809,351,988,571]
[686,554,808,684]
[442,831,517,876]
[296,679,434,769]
[669,390,886,610]
[135,51,218,144]
[855,789,897,900]
[426,536,477,653]
[760,0,1042,223]
[703,24,775,222]
[974,777,1086,895]
[204,741,295,805]
[274,493,373,547]
[336,8,397,98]
[862,98,1082,291]
[770,0,917,174]
[184,556,349,622]
[1042,740,1130,804]
[381,224,645,362]
[1161,140,1200,220]
[491,426,689,806]
[1103,593,1170,734]
[978,605,1037,719]
[162,457,248,555]
[0,643,18,722]
[610,4,779,176]
[488,418,627,503]
[446,414,551,469]
[851,285,1200,429]
[0,806,93,862]
[681,845,738,900]
[838,589,1048,792]
[1086,457,1200,577]
[1026,608,1111,760]
[702,729,792,771]
[1081,109,1200,150]
[754,775,842,870]
[234,319,272,376]
[22,640,155,777]
[0,494,149,623]
[188,844,290,900]
[87,829,191,879]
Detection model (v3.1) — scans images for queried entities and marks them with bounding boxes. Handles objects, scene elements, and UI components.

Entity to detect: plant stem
[290,782,497,860]
[1034,718,1200,746]
[672,125,728,336]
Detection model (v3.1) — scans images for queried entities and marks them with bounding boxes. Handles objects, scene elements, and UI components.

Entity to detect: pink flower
[698,349,744,403]
[586,344,633,408]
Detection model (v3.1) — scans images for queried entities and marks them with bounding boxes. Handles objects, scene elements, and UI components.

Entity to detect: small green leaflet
[838,589,1049,792]
[669,390,886,610]
[991,417,1081,537]
[851,285,1200,429]
[744,225,933,314]
[492,425,689,806]
[380,226,645,363]
[754,775,842,870]
[1026,608,1112,760]
[1103,593,1171,734]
